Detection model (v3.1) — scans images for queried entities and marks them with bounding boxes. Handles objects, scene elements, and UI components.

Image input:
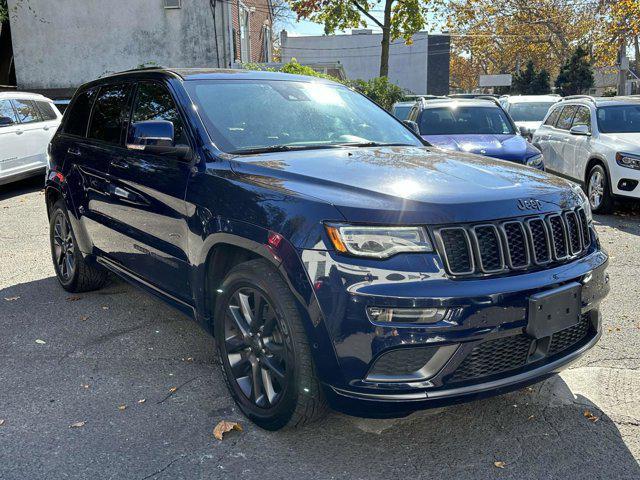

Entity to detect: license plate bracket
[527,282,582,339]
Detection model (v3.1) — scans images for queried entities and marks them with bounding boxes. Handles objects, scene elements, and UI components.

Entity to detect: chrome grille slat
[435,208,591,277]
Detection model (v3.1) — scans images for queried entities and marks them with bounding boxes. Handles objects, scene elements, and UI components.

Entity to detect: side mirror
[127,120,190,158]
[569,125,591,136]
[403,120,420,135]
[0,116,15,127]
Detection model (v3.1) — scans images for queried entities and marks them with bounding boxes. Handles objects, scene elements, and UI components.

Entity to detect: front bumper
[300,242,609,416]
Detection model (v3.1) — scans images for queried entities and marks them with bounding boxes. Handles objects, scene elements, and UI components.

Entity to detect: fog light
[367,307,447,324]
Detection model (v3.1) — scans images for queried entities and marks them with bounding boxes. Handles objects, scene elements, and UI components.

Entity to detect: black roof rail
[561,95,596,103]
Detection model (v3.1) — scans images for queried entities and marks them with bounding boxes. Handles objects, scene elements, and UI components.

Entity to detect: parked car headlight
[525,154,544,168]
[325,224,433,258]
[616,152,640,170]
[570,182,592,223]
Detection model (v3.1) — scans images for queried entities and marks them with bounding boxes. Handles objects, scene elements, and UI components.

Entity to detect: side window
[544,106,561,127]
[572,106,591,130]
[129,82,188,146]
[35,101,58,121]
[556,105,578,130]
[64,88,98,137]
[11,99,43,124]
[88,84,131,144]
[0,100,18,125]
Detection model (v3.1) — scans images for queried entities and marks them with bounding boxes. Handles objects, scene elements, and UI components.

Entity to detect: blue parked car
[405,97,545,169]
[46,68,607,429]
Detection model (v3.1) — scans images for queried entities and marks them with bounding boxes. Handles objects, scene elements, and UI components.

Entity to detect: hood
[228,146,581,225]
[421,134,539,163]
[515,121,542,132]
[602,132,640,150]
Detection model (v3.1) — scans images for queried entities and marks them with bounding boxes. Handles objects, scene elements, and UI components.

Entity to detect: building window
[164,0,182,8]
[239,3,250,63]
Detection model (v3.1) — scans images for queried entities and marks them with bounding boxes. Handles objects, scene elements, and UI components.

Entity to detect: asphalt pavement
[0,176,638,480]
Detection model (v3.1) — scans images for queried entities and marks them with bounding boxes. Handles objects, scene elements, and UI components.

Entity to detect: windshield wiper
[334,142,417,148]
[230,144,343,155]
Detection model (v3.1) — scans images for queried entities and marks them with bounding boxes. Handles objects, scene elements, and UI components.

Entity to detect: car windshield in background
[393,105,412,120]
[597,105,640,133]
[508,102,556,122]
[419,106,515,136]
[185,80,421,154]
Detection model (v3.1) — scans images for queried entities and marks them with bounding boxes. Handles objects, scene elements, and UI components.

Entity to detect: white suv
[500,94,561,140]
[532,96,640,213]
[0,92,62,186]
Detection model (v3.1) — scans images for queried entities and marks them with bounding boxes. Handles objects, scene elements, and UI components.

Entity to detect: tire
[49,200,109,292]
[586,164,613,214]
[214,259,327,430]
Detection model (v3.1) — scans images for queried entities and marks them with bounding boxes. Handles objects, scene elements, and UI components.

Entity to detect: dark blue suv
[46,68,609,430]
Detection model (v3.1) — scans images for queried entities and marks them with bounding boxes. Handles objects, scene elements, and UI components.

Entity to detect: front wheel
[214,259,327,430]
[586,164,613,214]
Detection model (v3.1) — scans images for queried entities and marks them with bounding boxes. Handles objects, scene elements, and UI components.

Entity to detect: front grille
[449,314,593,384]
[451,334,532,381]
[435,208,590,277]
[548,315,590,356]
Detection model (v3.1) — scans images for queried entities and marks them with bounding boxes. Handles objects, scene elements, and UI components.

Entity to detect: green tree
[290,0,442,78]
[0,0,7,22]
[554,46,594,96]
[347,76,405,110]
[512,61,551,94]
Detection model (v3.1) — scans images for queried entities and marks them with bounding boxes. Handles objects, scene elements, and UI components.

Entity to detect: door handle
[43,126,50,131]
[67,147,81,156]
[110,159,129,169]
[15,130,23,135]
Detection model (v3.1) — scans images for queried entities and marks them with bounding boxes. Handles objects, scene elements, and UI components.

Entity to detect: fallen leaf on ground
[4,296,20,301]
[35,339,46,345]
[80,315,88,321]
[66,296,81,302]
[494,461,506,469]
[213,420,242,440]
[137,399,146,404]
[169,387,177,393]
[583,409,599,422]
[0,419,5,426]
[69,421,86,428]
[528,415,535,420]
[102,306,109,310]
[118,405,126,411]
[82,384,90,389]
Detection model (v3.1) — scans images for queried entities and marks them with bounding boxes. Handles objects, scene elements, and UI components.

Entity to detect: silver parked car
[1,92,62,185]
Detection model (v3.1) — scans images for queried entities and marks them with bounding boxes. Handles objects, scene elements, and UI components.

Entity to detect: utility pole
[618,40,629,96]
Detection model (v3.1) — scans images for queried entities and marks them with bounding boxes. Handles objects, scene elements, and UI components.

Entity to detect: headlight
[325,224,433,258]
[570,182,592,223]
[526,154,544,168]
[616,152,640,170]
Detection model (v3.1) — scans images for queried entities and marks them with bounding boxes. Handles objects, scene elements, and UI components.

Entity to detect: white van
[0,92,62,185]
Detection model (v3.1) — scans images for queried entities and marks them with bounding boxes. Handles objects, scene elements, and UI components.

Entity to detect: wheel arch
[584,156,612,190]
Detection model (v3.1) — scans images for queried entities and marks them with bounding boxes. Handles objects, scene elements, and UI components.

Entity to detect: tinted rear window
[35,101,58,121]
[12,99,42,124]
[0,100,18,124]
[88,84,131,144]
[64,88,98,137]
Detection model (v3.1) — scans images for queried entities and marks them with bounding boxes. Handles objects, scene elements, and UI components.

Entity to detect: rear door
[533,105,561,165]
[9,99,48,172]
[565,106,592,181]
[0,99,24,178]
[106,81,193,302]
[34,100,62,142]
[549,105,578,175]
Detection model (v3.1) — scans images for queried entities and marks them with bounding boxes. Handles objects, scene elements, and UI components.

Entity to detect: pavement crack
[157,376,202,404]
[140,454,186,480]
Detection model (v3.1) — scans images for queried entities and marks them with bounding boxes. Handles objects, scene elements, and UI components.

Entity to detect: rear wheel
[586,164,613,214]
[214,259,327,430]
[49,200,108,292]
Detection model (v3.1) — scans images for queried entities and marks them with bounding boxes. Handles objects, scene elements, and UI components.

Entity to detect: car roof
[502,95,561,104]
[558,95,640,108]
[0,91,54,102]
[393,101,416,107]
[419,98,501,109]
[85,67,340,88]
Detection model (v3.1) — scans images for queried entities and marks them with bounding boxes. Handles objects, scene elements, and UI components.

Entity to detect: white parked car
[532,95,640,213]
[500,95,561,140]
[0,92,62,186]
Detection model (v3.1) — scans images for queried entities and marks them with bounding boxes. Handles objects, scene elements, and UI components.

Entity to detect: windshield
[393,105,412,120]
[508,102,556,122]
[597,105,640,133]
[185,79,421,153]
[418,106,515,135]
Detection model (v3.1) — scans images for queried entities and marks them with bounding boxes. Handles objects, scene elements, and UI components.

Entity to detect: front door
[106,81,192,303]
[8,99,49,173]
[0,99,23,177]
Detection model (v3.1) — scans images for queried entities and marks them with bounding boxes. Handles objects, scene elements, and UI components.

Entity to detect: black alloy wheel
[52,210,76,282]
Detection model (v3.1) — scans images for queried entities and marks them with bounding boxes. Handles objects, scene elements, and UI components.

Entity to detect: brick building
[230,0,273,63]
